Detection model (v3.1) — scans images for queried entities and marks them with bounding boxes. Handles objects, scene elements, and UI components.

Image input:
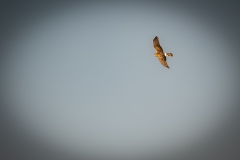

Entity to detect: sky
[1,1,240,160]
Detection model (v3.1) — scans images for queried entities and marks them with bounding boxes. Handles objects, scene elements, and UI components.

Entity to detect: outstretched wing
[153,36,163,52]
[157,55,169,68]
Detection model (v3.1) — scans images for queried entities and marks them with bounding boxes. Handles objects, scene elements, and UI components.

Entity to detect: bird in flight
[153,36,173,68]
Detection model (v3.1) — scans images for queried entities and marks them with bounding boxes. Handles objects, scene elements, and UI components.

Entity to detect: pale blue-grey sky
[1,1,240,160]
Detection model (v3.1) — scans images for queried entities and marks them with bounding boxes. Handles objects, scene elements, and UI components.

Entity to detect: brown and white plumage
[153,36,173,69]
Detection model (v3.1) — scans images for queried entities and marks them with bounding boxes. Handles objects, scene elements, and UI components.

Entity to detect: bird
[153,36,173,68]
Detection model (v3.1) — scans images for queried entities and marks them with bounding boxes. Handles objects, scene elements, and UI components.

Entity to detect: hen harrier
[153,36,173,68]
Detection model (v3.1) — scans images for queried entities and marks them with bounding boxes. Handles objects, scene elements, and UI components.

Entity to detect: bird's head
[154,53,158,57]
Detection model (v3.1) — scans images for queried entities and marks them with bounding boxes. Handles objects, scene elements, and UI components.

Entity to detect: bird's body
[153,36,173,68]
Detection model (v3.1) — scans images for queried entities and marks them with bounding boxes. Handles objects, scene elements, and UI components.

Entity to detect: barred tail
[165,53,173,57]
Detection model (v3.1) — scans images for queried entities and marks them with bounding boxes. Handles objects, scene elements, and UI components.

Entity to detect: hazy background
[0,0,240,160]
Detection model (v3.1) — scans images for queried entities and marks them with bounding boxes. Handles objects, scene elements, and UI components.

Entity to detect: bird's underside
[153,36,173,68]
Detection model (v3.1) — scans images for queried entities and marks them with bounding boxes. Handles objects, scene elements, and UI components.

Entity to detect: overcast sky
[1,1,240,160]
